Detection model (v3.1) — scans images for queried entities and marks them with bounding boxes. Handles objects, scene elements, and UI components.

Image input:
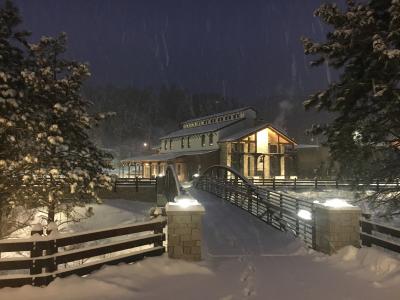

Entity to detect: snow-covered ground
[1,189,399,299]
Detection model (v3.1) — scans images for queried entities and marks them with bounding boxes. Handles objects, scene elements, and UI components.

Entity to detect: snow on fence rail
[113,177,157,192]
[360,217,400,254]
[0,218,166,288]
[252,177,399,191]
[195,165,316,248]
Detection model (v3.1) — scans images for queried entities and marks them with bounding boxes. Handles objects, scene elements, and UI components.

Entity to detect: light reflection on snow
[297,209,312,220]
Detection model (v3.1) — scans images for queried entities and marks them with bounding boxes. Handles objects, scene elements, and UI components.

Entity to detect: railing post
[314,177,318,189]
[247,186,252,213]
[335,179,338,189]
[376,179,379,192]
[294,178,297,190]
[135,176,139,192]
[295,200,299,235]
[30,224,43,277]
[272,177,276,190]
[45,222,58,274]
[279,194,283,230]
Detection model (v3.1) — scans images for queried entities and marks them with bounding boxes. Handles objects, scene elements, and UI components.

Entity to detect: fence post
[294,178,297,190]
[376,179,380,192]
[360,220,372,247]
[113,177,117,193]
[335,179,338,189]
[154,221,164,248]
[30,224,43,277]
[314,177,318,189]
[272,177,276,190]
[135,177,139,192]
[45,222,58,274]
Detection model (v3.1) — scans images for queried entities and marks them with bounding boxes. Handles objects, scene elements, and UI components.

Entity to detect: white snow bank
[0,256,213,300]
[315,246,400,288]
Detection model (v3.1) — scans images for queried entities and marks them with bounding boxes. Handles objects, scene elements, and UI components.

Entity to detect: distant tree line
[84,85,238,158]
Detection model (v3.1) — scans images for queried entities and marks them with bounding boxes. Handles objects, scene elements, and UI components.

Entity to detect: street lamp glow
[143,142,148,147]
[193,173,200,178]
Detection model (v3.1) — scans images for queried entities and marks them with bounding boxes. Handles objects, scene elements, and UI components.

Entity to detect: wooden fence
[195,165,315,248]
[252,178,399,191]
[0,218,166,288]
[360,217,400,254]
[113,177,157,192]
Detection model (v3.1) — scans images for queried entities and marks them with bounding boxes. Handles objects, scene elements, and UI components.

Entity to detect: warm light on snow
[322,198,353,208]
[297,209,312,220]
[174,195,199,208]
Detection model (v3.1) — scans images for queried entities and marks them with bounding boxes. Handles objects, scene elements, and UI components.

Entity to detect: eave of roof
[219,122,297,144]
[121,149,218,163]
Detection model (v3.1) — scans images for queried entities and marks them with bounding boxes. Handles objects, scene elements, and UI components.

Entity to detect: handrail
[196,165,316,248]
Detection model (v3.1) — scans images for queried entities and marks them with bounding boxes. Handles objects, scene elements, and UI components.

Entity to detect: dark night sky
[13,0,334,102]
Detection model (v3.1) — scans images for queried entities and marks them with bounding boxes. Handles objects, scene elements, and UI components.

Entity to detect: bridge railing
[0,218,166,288]
[195,165,316,248]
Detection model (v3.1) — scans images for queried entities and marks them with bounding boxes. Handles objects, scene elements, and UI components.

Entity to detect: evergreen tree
[0,1,112,232]
[23,33,113,223]
[0,0,37,236]
[302,0,400,215]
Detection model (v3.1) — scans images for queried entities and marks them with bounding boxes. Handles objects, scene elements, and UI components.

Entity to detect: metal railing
[195,165,316,248]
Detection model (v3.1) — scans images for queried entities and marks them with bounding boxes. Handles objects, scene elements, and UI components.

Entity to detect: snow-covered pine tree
[302,0,400,216]
[0,0,38,237]
[23,33,113,223]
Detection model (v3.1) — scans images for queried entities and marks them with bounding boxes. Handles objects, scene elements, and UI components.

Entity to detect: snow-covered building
[120,107,297,182]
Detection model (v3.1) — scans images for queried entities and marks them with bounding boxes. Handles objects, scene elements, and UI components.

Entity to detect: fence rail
[195,165,315,248]
[252,178,399,191]
[360,218,400,254]
[113,177,157,192]
[0,218,166,288]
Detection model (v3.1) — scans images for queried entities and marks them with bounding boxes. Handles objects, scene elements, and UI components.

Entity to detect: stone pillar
[166,200,205,261]
[314,203,361,254]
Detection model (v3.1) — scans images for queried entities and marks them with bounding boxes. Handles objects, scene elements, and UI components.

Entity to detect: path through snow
[1,189,399,299]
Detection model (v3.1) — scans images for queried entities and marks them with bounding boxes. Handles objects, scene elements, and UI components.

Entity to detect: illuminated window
[164,140,167,150]
[187,136,191,148]
[201,135,206,147]
[209,133,213,146]
[181,137,184,148]
[169,139,172,150]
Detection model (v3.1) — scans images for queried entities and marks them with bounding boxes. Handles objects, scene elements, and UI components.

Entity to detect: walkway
[0,188,399,300]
